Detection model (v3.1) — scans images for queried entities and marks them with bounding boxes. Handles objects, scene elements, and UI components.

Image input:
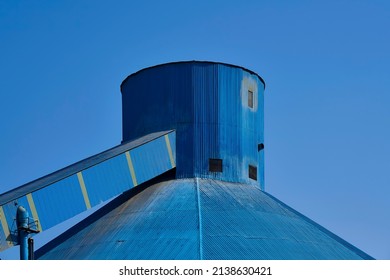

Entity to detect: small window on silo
[249,165,257,180]
[248,90,254,108]
[209,158,223,172]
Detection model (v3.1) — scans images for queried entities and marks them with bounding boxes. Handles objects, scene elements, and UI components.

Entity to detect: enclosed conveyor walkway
[0,130,176,252]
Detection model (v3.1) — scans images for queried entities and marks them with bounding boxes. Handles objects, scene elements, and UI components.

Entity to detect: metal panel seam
[125,151,138,186]
[164,135,176,168]
[26,193,42,232]
[77,172,92,209]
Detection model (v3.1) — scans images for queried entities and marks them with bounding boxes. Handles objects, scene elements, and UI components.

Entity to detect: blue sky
[0,0,389,259]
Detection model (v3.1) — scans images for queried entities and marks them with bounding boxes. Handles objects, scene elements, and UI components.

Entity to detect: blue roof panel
[36,179,373,260]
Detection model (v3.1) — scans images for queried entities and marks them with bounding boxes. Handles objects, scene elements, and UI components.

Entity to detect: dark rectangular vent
[249,165,257,180]
[209,158,223,172]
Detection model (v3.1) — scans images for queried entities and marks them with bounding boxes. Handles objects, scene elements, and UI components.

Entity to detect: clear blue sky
[0,0,389,259]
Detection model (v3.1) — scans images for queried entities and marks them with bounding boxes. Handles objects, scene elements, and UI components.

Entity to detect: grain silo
[0,61,373,259]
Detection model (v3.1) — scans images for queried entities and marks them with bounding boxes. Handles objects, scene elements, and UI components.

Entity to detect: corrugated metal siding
[122,63,195,177]
[82,153,132,207]
[0,131,176,252]
[33,175,86,230]
[192,64,219,181]
[37,179,372,260]
[121,61,265,189]
[130,136,173,183]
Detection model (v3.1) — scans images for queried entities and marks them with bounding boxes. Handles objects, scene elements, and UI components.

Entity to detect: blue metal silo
[0,61,373,260]
[121,61,265,189]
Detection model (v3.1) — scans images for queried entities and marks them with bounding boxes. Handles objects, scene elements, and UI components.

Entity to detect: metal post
[16,206,29,260]
[28,238,34,260]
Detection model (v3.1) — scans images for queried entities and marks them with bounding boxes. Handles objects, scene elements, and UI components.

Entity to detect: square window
[248,90,254,108]
[209,158,223,172]
[249,165,257,180]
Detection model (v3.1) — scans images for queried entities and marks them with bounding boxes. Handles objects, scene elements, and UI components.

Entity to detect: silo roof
[120,60,266,91]
[36,178,373,260]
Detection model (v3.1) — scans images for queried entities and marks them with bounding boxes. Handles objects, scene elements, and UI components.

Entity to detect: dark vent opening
[209,158,223,172]
[258,143,264,151]
[249,165,257,180]
[248,90,254,108]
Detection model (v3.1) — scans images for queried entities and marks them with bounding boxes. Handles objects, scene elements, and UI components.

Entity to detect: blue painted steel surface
[121,61,265,189]
[167,130,176,163]
[36,179,373,260]
[130,136,174,183]
[0,130,176,252]
[37,179,200,260]
[82,153,133,207]
[1,195,33,240]
[33,175,86,230]
[16,206,29,260]
[0,130,173,206]
[2,61,373,260]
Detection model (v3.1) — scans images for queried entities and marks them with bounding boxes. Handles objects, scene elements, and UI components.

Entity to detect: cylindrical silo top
[121,61,266,189]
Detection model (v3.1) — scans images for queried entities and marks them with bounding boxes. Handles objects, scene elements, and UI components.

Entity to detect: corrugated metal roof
[36,179,373,260]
